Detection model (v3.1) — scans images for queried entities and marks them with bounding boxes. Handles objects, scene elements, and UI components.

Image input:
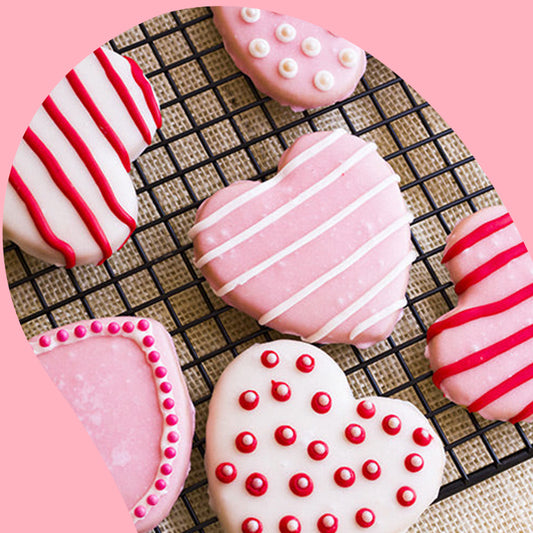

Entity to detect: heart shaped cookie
[31,317,195,533]
[4,46,161,267]
[205,340,445,533]
[425,206,533,423]
[212,7,366,111]
[191,130,415,347]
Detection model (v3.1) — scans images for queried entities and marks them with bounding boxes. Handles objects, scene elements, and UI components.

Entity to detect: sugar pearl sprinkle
[405,453,424,473]
[318,513,338,533]
[314,70,335,91]
[355,508,375,528]
[236,431,258,453]
[32,318,180,523]
[242,517,263,533]
[301,37,321,57]
[261,349,279,368]
[271,380,292,401]
[334,466,355,488]
[246,472,268,496]
[276,23,296,42]
[311,391,332,413]
[216,462,237,483]
[239,389,260,410]
[413,427,433,446]
[240,7,260,23]
[289,473,314,497]
[345,423,366,444]
[397,486,417,507]
[382,414,402,435]
[295,354,315,373]
[357,400,376,419]
[275,425,297,446]
[249,38,270,58]
[339,47,358,68]
[278,58,299,79]
[308,440,329,460]
[362,459,381,481]
[280,516,302,533]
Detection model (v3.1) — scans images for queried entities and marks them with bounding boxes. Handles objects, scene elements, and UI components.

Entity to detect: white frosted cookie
[4,46,161,267]
[206,340,445,533]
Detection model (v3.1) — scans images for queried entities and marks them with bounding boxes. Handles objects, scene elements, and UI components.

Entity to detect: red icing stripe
[427,283,533,342]
[94,47,152,145]
[9,167,76,268]
[432,323,533,388]
[509,401,533,424]
[468,361,533,414]
[42,95,136,235]
[454,242,528,295]
[23,127,113,261]
[125,56,162,129]
[66,69,131,172]
[442,213,513,263]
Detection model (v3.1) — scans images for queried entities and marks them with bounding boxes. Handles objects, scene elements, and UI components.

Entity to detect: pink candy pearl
[148,351,160,363]
[143,335,155,347]
[122,321,134,333]
[155,366,167,378]
[164,447,176,459]
[39,335,51,347]
[107,322,120,334]
[134,506,146,518]
[137,319,150,331]
[161,464,172,475]
[56,329,69,342]
[155,479,167,491]
[166,414,178,426]
[91,321,103,333]
[168,431,179,443]
[147,495,159,506]
[163,398,175,409]
[74,325,86,338]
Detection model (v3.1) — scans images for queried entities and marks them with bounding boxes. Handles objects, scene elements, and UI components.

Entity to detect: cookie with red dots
[205,340,445,533]
[212,7,366,111]
[30,317,195,533]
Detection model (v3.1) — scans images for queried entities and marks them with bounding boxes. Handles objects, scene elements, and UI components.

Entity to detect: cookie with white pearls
[212,7,366,111]
[31,317,195,533]
[205,340,445,533]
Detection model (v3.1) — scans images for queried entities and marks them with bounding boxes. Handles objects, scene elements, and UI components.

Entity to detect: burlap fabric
[4,7,532,532]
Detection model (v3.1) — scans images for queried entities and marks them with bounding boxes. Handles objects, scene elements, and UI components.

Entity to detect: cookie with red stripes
[31,317,195,533]
[426,206,533,423]
[4,46,161,267]
[191,130,414,347]
[206,340,445,533]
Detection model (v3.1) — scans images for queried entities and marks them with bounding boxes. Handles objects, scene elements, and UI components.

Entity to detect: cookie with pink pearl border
[205,340,445,533]
[30,317,195,533]
[212,7,366,111]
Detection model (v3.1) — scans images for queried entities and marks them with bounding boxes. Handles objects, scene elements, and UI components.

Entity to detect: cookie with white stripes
[4,46,160,267]
[205,340,445,533]
[191,130,414,347]
[426,206,533,423]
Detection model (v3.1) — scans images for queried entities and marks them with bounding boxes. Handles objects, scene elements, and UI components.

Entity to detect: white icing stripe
[303,251,417,344]
[194,141,379,269]
[188,130,345,239]
[349,298,407,342]
[259,213,414,326]
[214,174,400,297]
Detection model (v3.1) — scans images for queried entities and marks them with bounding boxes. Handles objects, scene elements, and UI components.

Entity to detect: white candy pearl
[278,58,298,79]
[240,7,261,23]
[248,38,270,58]
[276,23,296,42]
[314,70,335,91]
[301,37,321,57]
[339,47,358,68]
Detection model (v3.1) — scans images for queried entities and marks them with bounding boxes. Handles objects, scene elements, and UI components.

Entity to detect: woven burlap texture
[4,7,531,533]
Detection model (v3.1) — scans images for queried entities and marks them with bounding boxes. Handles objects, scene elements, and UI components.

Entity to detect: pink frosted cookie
[191,130,415,347]
[205,340,445,533]
[212,7,366,111]
[4,46,161,267]
[426,206,533,423]
[31,317,195,533]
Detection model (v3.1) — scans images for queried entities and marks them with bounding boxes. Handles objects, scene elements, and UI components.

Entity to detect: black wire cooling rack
[4,7,533,533]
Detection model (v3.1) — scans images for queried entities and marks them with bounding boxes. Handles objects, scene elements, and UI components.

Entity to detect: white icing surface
[205,340,445,533]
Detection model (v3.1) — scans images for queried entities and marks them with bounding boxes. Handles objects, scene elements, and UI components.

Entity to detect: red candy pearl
[397,486,417,507]
[357,400,376,419]
[242,517,263,533]
[405,453,424,473]
[235,431,258,453]
[239,390,260,410]
[355,508,375,528]
[413,427,433,446]
[362,460,381,481]
[307,440,328,461]
[311,392,332,414]
[216,462,237,483]
[289,473,313,497]
[245,473,268,496]
[271,380,291,402]
[317,514,338,533]
[296,354,315,373]
[74,325,86,338]
[275,425,297,446]
[279,516,301,533]
[334,467,355,488]
[382,415,402,435]
[261,350,279,368]
[345,423,366,444]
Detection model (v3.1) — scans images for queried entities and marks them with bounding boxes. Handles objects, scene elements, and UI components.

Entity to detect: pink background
[0,1,531,532]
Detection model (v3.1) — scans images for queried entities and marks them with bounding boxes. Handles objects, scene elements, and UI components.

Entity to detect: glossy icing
[212,7,366,111]
[191,130,414,347]
[205,340,445,533]
[4,46,161,267]
[31,317,194,533]
[425,206,533,423]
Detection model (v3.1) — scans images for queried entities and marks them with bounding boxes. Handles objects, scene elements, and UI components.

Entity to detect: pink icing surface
[192,131,413,347]
[212,7,366,111]
[425,206,533,423]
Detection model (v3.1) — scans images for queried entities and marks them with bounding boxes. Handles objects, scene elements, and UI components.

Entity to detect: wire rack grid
[4,7,533,533]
